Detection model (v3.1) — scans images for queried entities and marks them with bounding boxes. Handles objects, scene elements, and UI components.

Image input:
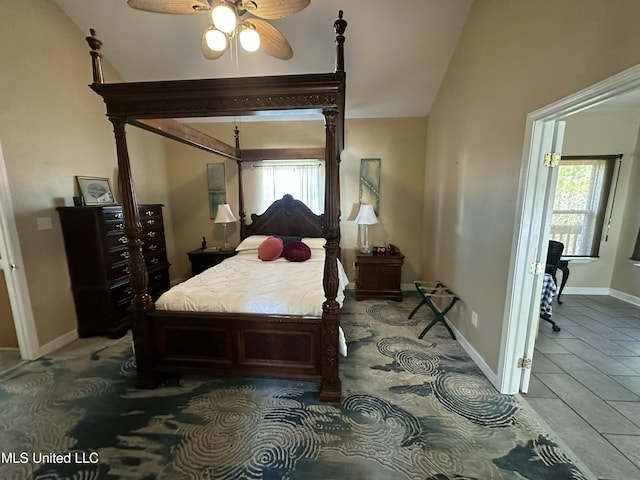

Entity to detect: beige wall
[0,1,172,348]
[560,110,640,290]
[165,118,427,285]
[423,0,640,372]
[612,128,640,295]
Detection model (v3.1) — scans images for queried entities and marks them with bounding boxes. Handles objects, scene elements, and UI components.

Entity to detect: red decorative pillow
[258,236,283,261]
[283,240,312,262]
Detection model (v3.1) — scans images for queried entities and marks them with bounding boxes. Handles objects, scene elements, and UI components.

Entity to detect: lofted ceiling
[54,0,473,120]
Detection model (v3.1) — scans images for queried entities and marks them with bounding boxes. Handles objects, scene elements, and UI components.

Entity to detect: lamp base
[359,245,372,254]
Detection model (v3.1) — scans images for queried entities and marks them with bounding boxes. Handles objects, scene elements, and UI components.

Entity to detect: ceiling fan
[126,0,310,60]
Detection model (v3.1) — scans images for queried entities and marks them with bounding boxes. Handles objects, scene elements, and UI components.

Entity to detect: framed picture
[207,163,227,219]
[76,176,117,205]
[359,158,381,215]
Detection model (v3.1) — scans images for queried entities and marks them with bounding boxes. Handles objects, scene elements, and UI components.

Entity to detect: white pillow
[235,235,270,252]
[301,237,326,250]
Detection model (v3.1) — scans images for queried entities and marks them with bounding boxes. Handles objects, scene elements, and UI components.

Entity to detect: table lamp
[354,204,378,254]
[214,203,237,250]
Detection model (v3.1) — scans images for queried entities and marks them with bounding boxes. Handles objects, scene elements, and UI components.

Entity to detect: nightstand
[355,250,404,301]
[187,248,236,276]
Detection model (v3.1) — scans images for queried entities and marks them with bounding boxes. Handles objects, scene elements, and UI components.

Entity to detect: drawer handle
[150,257,159,264]
[115,213,124,219]
[116,223,124,229]
[145,210,154,217]
[147,231,156,238]
[118,236,128,244]
[149,244,158,251]
[153,274,163,281]
[120,251,130,259]
[124,267,130,274]
[146,219,155,226]
[126,288,133,295]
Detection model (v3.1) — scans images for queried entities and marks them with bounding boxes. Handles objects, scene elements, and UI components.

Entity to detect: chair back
[545,240,564,276]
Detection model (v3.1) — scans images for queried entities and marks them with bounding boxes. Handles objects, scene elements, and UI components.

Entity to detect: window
[259,160,324,214]
[550,155,618,257]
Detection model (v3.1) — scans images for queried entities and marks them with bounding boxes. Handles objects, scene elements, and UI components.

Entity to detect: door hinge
[529,262,545,275]
[544,152,561,167]
[518,357,532,369]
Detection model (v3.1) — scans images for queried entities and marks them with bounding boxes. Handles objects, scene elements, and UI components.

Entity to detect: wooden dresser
[355,250,405,301]
[57,204,171,338]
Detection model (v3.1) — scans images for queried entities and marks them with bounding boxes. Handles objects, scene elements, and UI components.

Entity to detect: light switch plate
[36,216,53,230]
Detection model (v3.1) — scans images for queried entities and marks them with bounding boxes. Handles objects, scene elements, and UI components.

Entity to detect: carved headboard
[242,194,324,239]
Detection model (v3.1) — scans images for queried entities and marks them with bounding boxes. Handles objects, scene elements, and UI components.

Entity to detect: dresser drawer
[139,206,163,221]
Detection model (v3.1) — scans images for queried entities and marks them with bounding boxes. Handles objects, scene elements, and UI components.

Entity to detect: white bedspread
[156,250,349,355]
[158,251,348,315]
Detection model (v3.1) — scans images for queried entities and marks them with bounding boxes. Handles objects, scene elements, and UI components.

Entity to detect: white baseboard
[449,321,499,388]
[563,287,640,307]
[563,286,611,295]
[610,289,640,308]
[37,329,78,358]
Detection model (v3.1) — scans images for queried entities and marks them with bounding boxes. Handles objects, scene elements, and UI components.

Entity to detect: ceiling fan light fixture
[239,25,260,52]
[205,28,228,51]
[212,3,237,34]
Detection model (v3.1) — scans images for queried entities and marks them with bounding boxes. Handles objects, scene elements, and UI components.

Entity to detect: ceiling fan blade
[243,0,310,19]
[250,19,293,60]
[127,0,210,14]
[201,26,228,60]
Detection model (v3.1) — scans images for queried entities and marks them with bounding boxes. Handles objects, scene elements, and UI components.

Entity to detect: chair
[545,240,564,280]
[542,240,564,332]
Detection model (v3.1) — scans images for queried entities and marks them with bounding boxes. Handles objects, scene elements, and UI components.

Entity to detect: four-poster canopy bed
[84,12,347,402]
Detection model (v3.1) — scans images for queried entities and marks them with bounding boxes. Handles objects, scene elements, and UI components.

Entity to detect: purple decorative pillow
[283,240,312,262]
[258,236,283,261]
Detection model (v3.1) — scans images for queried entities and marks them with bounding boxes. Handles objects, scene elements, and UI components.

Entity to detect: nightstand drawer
[355,250,404,301]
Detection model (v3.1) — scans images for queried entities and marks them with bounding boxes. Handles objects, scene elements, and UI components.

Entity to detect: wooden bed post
[110,118,157,388]
[334,11,347,153]
[235,126,247,236]
[320,107,342,402]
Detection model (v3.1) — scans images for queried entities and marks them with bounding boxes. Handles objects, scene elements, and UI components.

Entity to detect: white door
[519,121,565,392]
[0,141,39,360]
[498,118,565,394]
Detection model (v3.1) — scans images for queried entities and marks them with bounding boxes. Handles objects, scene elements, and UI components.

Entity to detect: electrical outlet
[471,311,478,327]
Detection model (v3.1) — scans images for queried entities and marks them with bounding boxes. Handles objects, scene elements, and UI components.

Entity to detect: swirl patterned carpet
[0,293,592,479]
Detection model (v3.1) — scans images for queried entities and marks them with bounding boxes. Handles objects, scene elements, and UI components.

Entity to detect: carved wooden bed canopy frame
[84,12,347,402]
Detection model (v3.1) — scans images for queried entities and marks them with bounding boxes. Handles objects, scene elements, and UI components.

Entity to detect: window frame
[551,154,619,257]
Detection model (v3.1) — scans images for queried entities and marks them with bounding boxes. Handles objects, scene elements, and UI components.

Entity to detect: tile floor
[521,294,640,480]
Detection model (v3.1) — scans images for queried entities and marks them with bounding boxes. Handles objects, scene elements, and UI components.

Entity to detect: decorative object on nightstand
[355,246,404,301]
[187,248,237,276]
[214,203,237,250]
[354,204,378,254]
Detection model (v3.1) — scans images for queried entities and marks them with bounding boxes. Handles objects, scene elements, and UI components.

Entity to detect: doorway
[499,64,640,394]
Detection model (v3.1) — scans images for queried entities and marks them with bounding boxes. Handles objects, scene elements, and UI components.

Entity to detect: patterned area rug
[0,293,592,479]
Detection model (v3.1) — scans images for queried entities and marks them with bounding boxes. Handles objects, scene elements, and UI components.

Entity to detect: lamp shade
[214,204,237,224]
[239,25,260,52]
[212,4,237,33]
[354,204,378,225]
[205,28,228,51]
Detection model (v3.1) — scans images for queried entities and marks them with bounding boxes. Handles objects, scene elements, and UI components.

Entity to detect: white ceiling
[54,0,473,120]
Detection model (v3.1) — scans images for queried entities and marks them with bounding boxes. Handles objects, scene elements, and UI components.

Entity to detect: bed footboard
[144,311,323,382]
